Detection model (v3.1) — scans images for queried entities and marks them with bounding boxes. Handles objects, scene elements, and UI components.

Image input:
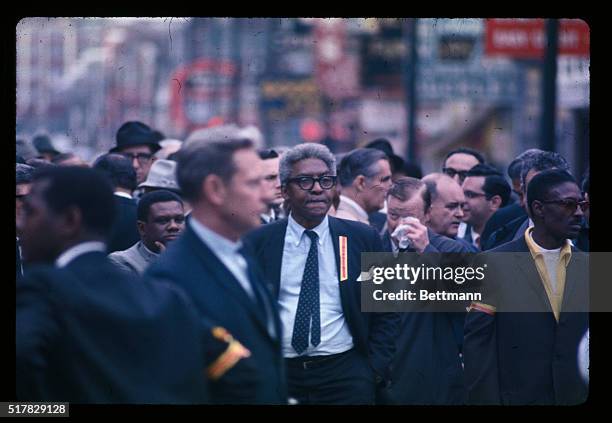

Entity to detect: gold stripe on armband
[467,301,497,315]
[207,340,252,380]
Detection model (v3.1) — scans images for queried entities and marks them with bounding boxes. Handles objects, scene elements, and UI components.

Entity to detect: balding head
[422,173,466,238]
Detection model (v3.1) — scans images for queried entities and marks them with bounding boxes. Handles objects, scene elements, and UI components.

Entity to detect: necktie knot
[305,230,319,243]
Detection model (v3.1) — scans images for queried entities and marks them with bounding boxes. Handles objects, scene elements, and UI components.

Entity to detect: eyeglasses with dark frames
[120,152,153,165]
[540,198,589,214]
[464,190,488,200]
[287,175,337,191]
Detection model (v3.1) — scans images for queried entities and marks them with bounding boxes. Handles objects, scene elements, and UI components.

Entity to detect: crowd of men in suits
[16,121,589,405]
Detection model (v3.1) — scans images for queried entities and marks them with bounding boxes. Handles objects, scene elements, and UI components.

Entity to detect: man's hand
[402,220,430,253]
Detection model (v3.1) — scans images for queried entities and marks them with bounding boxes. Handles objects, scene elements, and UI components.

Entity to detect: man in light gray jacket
[109,190,185,277]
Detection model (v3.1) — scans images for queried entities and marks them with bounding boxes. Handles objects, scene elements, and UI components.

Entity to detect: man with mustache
[464,169,589,405]
[245,143,399,405]
[108,190,185,277]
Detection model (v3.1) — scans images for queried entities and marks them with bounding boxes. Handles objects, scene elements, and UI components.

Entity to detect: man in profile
[464,169,588,405]
[16,167,208,403]
[145,130,286,404]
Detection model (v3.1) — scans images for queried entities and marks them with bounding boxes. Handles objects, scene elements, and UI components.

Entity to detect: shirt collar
[137,241,160,260]
[525,226,572,266]
[339,195,369,222]
[189,216,243,256]
[114,191,133,200]
[260,207,276,224]
[55,241,107,268]
[287,213,328,247]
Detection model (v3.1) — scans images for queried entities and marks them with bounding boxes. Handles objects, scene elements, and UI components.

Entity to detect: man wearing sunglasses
[442,147,485,185]
[245,143,398,405]
[464,169,588,405]
[110,121,163,185]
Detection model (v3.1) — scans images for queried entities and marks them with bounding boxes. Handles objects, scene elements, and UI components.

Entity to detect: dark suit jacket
[107,195,140,253]
[16,238,22,281]
[482,214,528,251]
[145,226,287,404]
[381,229,469,404]
[480,203,526,248]
[463,237,589,405]
[16,251,208,404]
[368,211,387,234]
[244,216,400,382]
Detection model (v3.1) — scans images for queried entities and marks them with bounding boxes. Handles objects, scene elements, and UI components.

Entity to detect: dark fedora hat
[365,138,405,173]
[32,134,60,155]
[110,121,163,153]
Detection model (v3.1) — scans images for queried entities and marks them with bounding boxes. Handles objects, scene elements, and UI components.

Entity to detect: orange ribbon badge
[339,236,348,281]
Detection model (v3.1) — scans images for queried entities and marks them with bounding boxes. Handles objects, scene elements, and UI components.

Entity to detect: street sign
[485,19,590,58]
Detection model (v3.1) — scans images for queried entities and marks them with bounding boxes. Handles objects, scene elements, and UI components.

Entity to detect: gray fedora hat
[138,159,180,192]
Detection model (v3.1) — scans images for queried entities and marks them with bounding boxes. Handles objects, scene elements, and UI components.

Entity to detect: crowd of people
[15,121,590,405]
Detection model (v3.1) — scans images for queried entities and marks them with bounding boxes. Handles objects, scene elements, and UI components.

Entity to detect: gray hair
[338,148,388,188]
[176,134,253,202]
[507,148,543,180]
[279,143,336,186]
[16,164,35,185]
[520,151,570,192]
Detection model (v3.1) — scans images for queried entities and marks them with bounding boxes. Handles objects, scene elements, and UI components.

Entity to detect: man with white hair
[245,143,398,405]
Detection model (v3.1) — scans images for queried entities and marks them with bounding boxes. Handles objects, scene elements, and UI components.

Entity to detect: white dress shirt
[189,217,254,300]
[280,214,354,357]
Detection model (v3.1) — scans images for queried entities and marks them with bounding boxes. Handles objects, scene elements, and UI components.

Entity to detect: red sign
[485,19,590,58]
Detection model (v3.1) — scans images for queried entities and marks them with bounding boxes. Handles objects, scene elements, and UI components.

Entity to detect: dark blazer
[145,225,287,404]
[381,229,469,404]
[455,236,480,253]
[463,236,589,405]
[16,238,22,281]
[368,211,387,234]
[480,203,526,248]
[16,251,208,404]
[244,216,400,382]
[482,214,528,251]
[107,195,140,253]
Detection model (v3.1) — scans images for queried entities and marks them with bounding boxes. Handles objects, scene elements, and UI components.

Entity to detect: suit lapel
[328,217,352,314]
[185,228,272,339]
[560,249,586,314]
[512,238,555,315]
[264,220,289,299]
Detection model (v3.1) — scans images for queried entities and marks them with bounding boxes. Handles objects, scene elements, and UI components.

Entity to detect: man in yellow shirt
[464,169,589,405]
